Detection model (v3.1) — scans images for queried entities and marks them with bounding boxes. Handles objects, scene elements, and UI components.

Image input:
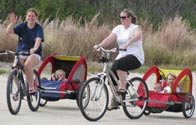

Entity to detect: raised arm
[6,12,18,34]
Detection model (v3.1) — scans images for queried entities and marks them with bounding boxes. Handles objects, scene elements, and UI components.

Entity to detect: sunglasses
[120,16,128,20]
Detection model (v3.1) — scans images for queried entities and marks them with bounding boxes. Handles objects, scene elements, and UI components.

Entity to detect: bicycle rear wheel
[27,70,41,111]
[6,70,22,115]
[123,77,149,119]
[78,77,109,121]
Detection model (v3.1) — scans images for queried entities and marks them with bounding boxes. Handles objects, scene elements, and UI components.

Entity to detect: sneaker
[29,89,36,95]
[107,96,120,111]
[117,89,127,95]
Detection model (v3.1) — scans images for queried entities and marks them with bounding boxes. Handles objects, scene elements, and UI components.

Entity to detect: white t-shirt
[162,86,172,93]
[112,24,144,65]
[161,85,181,93]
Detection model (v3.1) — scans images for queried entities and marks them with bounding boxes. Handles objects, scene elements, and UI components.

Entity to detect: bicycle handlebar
[96,47,126,53]
[95,47,126,63]
[0,50,7,54]
[0,50,30,56]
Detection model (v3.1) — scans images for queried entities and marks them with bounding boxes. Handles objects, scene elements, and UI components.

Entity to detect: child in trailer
[162,73,180,93]
[153,83,162,92]
[51,69,67,81]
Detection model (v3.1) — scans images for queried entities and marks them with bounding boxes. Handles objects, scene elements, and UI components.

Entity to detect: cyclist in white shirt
[94,8,144,110]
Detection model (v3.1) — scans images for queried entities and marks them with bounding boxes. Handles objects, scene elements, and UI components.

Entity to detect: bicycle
[0,50,41,115]
[78,47,149,121]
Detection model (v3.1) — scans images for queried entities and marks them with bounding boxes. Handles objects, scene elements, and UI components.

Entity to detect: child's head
[55,69,66,81]
[166,73,176,86]
[154,83,162,92]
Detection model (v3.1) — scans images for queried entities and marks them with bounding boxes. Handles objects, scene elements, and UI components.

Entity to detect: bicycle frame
[94,65,119,101]
[98,59,141,105]
[11,53,29,96]
[100,62,120,95]
[78,47,149,121]
[94,48,126,103]
[1,50,41,115]
[94,47,142,104]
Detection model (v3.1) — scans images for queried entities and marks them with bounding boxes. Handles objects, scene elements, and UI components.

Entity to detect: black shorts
[111,54,142,85]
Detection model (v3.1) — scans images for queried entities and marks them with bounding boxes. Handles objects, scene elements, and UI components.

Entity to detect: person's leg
[24,54,40,92]
[111,60,119,91]
[108,55,141,110]
[108,61,120,110]
[116,55,141,93]
[117,70,127,90]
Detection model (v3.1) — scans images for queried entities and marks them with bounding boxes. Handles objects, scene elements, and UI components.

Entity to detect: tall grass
[143,16,196,68]
[0,14,195,69]
[42,14,110,60]
[160,16,194,50]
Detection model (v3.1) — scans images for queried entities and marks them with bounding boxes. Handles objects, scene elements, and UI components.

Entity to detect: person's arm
[6,12,18,34]
[30,38,42,54]
[94,33,116,49]
[123,26,142,49]
[51,73,56,80]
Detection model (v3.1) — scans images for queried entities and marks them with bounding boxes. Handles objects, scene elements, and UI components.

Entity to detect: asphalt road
[0,73,195,125]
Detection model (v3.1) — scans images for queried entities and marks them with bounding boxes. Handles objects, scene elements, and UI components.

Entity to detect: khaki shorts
[19,54,41,64]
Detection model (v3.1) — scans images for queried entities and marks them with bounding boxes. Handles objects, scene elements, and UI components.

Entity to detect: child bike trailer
[141,66,195,118]
[37,54,87,106]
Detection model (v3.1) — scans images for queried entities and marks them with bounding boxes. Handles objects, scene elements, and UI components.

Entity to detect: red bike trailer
[137,66,195,118]
[37,53,87,106]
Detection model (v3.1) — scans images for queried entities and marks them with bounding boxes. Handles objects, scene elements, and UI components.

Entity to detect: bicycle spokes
[79,77,109,121]
[122,77,149,119]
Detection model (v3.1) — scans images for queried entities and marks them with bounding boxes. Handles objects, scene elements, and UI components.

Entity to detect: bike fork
[18,72,27,97]
[91,77,105,101]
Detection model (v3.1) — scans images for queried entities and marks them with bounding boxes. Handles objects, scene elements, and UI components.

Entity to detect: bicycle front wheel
[123,77,149,119]
[6,70,22,115]
[78,77,109,121]
[27,70,41,111]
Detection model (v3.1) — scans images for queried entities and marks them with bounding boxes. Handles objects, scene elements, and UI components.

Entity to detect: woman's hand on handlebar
[119,45,127,51]
[30,48,36,54]
[93,45,100,50]
[118,48,127,51]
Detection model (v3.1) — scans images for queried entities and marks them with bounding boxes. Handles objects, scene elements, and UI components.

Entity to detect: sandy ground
[0,68,195,125]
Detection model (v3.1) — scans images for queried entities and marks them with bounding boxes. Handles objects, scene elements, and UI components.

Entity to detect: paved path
[0,73,195,125]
